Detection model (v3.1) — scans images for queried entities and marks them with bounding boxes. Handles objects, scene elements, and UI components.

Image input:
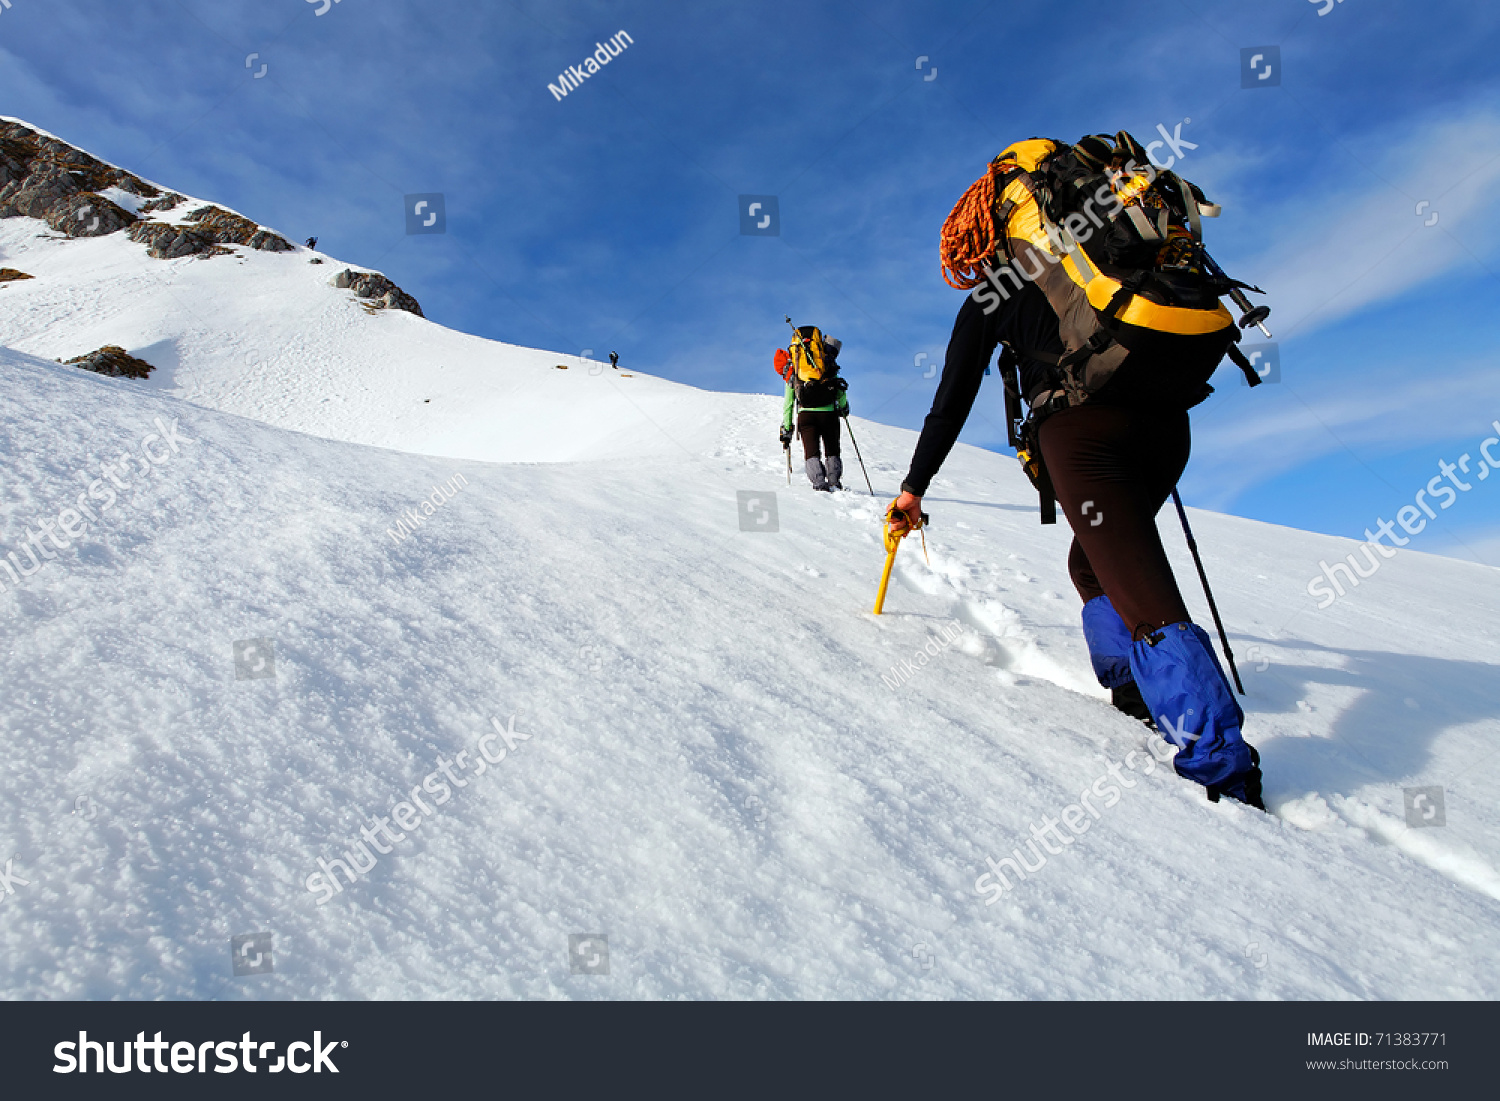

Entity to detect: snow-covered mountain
[1,120,1496,999]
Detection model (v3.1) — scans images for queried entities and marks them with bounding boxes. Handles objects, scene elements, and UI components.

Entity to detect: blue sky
[4,0,1499,562]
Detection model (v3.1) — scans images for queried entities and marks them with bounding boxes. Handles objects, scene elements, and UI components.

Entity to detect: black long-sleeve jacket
[901,282,1066,497]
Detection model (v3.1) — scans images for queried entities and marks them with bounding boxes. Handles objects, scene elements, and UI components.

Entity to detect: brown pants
[1037,402,1192,639]
[798,410,841,461]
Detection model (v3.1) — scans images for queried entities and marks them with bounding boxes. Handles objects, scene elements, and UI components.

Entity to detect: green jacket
[782,380,849,432]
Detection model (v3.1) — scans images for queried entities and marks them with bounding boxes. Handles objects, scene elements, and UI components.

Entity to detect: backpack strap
[1225,342,1264,387]
[997,345,1059,525]
[1160,170,1203,240]
[1009,316,1120,410]
[1098,270,1148,328]
[1012,332,1114,375]
[1124,204,1162,242]
[989,165,1028,261]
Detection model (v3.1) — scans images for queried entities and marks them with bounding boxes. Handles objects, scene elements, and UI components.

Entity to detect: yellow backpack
[942,133,1272,524]
[942,132,1269,406]
[786,324,831,383]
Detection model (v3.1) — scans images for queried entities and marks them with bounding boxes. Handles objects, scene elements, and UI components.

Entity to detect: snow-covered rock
[331,268,422,317]
[63,344,155,379]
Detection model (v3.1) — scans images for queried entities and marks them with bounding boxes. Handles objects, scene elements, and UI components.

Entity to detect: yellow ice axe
[873,500,928,615]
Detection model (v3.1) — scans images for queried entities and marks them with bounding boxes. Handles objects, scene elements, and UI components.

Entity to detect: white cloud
[1244,108,1500,341]
[1170,105,1500,509]
[1184,360,1500,510]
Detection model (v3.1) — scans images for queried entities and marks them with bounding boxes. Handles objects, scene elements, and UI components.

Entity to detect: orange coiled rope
[939,161,1004,290]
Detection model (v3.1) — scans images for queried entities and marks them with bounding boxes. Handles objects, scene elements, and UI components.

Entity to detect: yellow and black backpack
[777,324,834,384]
[941,131,1268,408]
[940,131,1270,523]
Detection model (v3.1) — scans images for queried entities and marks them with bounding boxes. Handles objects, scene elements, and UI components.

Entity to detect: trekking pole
[842,415,875,497]
[1197,247,1272,338]
[1169,488,1245,695]
[784,441,792,486]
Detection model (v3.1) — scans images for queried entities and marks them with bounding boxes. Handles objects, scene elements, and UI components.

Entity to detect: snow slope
[1,145,1498,999]
[0,191,721,465]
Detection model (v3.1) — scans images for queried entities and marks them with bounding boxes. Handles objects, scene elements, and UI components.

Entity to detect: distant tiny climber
[609,351,619,370]
[305,236,318,250]
[775,324,849,491]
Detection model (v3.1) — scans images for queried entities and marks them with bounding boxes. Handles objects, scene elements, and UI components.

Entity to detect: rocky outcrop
[0,161,136,237]
[122,203,293,259]
[0,268,32,282]
[0,161,78,218]
[139,192,184,214]
[0,121,146,240]
[0,120,161,199]
[184,204,292,252]
[127,220,231,259]
[2,120,430,323]
[0,120,292,257]
[63,345,155,380]
[125,204,295,259]
[331,269,424,317]
[53,190,137,238]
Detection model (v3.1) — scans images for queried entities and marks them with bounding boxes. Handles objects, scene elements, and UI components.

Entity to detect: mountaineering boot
[1207,746,1265,811]
[1110,681,1155,728]
[826,455,844,491]
[1129,621,1262,807]
[805,457,830,491]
